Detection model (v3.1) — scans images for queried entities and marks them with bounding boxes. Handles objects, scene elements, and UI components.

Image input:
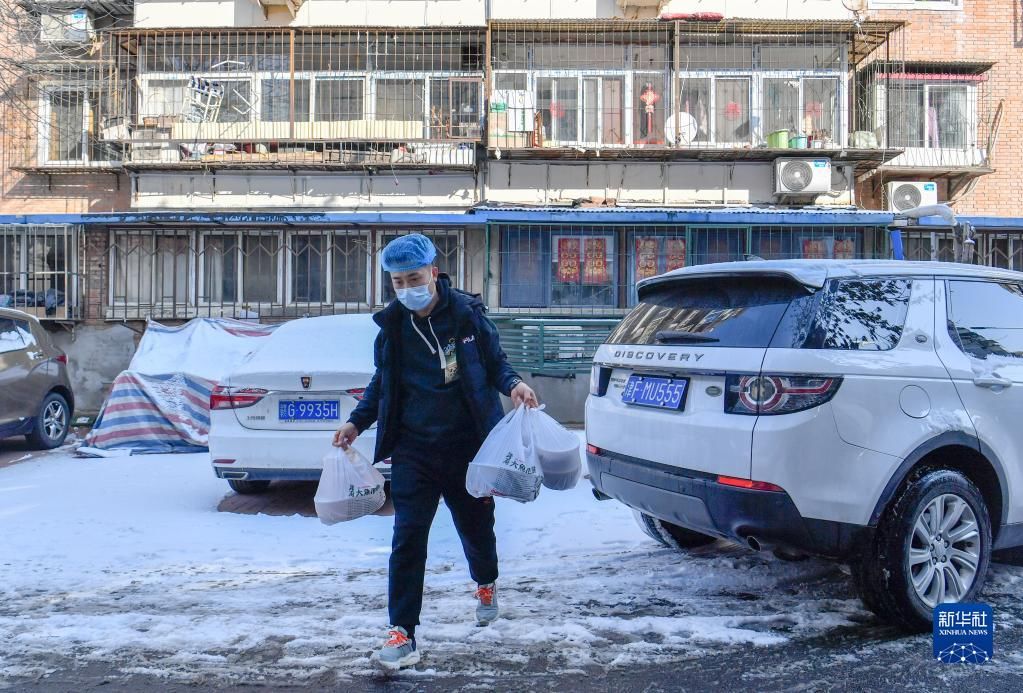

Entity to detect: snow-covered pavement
[2,449,1023,687]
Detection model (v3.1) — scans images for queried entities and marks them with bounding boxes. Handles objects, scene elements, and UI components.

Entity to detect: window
[0,317,27,354]
[218,81,253,123]
[375,79,425,122]
[43,89,115,163]
[677,77,753,145]
[315,78,364,121]
[887,82,974,149]
[261,79,310,122]
[111,234,154,304]
[201,235,238,304]
[429,79,482,139]
[332,233,370,304]
[764,77,840,144]
[608,277,805,347]
[634,75,666,144]
[500,228,615,309]
[775,278,913,351]
[242,235,280,302]
[111,233,189,305]
[948,281,1023,360]
[291,234,327,303]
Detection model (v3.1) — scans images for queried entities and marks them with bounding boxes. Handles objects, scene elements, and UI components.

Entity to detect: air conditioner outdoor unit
[887,181,938,212]
[40,9,95,44]
[775,158,832,195]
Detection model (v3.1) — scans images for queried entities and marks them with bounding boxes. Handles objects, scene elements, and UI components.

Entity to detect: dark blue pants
[388,443,498,633]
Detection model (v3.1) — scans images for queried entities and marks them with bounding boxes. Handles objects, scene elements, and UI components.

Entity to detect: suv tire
[26,392,70,450]
[857,469,992,632]
[228,479,272,495]
[632,511,717,550]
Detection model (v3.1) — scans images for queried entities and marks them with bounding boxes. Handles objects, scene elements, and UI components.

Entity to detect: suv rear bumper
[587,449,869,558]
[212,462,391,482]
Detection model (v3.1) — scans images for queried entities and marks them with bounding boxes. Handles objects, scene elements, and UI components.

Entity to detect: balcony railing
[101,27,486,169]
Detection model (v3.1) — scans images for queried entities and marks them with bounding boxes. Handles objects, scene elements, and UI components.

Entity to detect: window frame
[108,230,195,308]
[38,85,117,165]
[197,230,284,307]
[284,229,373,307]
[877,79,979,151]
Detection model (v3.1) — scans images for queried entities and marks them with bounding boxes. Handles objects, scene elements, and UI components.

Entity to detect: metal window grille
[0,224,82,320]
[493,223,888,315]
[102,27,485,169]
[104,227,485,321]
[488,19,903,157]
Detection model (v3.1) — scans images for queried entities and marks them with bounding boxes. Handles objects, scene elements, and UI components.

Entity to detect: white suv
[586,260,1023,631]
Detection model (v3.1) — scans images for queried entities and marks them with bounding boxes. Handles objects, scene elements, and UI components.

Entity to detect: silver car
[0,308,74,449]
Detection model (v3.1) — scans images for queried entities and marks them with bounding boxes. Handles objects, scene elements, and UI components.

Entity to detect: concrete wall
[485,161,856,206]
[50,324,138,413]
[131,171,480,209]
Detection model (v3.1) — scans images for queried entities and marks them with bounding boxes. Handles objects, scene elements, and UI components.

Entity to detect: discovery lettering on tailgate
[611,349,705,363]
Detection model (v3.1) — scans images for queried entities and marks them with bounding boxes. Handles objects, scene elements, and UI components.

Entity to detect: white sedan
[209,314,385,494]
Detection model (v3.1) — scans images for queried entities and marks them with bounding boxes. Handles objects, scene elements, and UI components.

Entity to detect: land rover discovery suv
[586,260,1023,631]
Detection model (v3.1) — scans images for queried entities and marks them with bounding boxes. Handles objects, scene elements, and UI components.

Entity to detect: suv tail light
[210,385,268,410]
[54,352,68,365]
[345,387,367,401]
[725,375,842,415]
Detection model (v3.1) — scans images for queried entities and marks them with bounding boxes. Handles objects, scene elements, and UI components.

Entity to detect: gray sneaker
[475,583,498,626]
[376,627,419,670]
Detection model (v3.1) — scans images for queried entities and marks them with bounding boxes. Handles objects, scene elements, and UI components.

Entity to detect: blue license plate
[278,400,340,421]
[621,375,688,410]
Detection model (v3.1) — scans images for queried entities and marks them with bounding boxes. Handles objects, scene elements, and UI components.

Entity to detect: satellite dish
[666,111,698,146]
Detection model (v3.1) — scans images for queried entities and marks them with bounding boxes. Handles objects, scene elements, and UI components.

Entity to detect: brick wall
[861,1,1021,216]
[82,229,109,324]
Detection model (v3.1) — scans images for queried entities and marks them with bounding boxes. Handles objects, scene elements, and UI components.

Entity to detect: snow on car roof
[229,313,379,380]
[637,259,1023,291]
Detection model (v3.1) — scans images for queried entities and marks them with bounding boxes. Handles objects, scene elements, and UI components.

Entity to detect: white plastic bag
[314,446,386,525]
[466,405,543,503]
[525,405,582,491]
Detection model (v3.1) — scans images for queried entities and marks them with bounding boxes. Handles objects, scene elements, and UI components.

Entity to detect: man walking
[333,234,538,671]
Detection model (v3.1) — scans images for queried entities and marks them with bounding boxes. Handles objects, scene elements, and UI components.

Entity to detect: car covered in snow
[209,314,384,494]
[586,259,1023,631]
[0,307,74,449]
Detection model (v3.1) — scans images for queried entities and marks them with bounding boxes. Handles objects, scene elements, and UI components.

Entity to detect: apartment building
[0,0,1015,415]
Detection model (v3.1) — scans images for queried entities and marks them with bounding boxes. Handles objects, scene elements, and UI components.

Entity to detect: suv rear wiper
[655,330,720,344]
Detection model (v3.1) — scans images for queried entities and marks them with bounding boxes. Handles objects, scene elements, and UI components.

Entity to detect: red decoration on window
[724,101,743,120]
[635,238,659,280]
[583,238,608,285]
[549,101,566,119]
[805,101,824,120]
[665,238,687,271]
[557,238,580,283]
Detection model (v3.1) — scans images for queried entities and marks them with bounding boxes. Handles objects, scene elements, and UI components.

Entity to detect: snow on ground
[1,448,1022,686]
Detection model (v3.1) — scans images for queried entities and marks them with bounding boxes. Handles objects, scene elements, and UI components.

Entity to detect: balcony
[102,27,485,171]
[487,18,906,173]
[857,60,997,192]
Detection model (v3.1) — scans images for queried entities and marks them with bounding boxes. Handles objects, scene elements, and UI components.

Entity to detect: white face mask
[396,283,433,311]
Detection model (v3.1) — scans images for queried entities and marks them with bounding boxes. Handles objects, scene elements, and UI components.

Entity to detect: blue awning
[0,207,899,227]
